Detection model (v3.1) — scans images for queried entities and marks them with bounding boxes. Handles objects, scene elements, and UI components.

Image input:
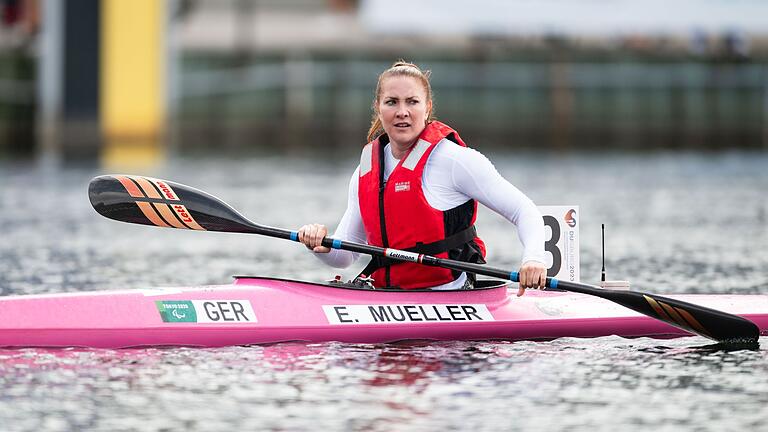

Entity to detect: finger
[313,227,324,248]
[297,225,308,243]
[517,283,526,297]
[520,269,530,289]
[300,225,317,249]
[539,271,547,289]
[307,226,317,246]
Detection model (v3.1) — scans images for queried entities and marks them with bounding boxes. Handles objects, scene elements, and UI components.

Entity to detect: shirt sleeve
[311,166,367,268]
[448,146,546,265]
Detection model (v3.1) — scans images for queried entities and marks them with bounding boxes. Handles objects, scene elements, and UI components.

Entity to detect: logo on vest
[394,181,410,192]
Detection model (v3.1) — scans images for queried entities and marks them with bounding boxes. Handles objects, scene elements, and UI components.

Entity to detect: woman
[299,61,546,295]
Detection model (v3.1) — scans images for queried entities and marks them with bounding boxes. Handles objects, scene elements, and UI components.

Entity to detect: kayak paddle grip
[508,271,559,289]
[320,237,343,249]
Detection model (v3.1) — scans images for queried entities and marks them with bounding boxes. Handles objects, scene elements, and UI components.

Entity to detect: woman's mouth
[394,122,411,128]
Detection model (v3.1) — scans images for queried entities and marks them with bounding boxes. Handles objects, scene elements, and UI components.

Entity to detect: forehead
[380,75,427,97]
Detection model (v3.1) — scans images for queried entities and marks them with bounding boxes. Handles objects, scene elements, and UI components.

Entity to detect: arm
[440,145,546,294]
[444,146,546,265]
[299,167,367,268]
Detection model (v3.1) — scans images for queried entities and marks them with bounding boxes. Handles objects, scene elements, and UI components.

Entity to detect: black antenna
[601,223,606,282]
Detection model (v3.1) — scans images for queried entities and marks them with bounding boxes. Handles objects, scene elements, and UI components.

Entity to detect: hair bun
[393,60,418,69]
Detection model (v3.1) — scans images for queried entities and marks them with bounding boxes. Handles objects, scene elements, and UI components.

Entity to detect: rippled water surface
[1,151,767,431]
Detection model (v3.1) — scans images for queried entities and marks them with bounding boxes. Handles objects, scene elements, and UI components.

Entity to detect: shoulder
[431,139,491,167]
[358,143,374,176]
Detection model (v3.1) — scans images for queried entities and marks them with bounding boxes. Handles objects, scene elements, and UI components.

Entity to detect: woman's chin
[390,130,418,145]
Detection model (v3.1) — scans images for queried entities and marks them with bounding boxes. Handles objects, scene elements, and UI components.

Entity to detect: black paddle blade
[557,281,760,343]
[88,175,261,233]
[630,292,760,342]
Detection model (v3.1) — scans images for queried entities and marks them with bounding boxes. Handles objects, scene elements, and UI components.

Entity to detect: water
[1,151,767,431]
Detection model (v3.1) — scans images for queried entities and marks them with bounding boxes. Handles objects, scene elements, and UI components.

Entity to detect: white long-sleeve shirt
[315,139,545,290]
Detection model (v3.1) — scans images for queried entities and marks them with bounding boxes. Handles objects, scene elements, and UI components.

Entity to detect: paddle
[88,174,761,343]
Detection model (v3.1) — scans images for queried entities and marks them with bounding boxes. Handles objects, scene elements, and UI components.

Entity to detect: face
[377,75,432,149]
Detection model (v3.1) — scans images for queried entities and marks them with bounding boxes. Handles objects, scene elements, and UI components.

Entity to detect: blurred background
[1,0,767,167]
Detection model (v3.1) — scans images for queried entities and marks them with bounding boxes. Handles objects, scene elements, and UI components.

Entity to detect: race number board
[538,206,579,282]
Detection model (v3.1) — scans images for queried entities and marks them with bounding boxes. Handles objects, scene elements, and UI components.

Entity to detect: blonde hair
[366,60,435,143]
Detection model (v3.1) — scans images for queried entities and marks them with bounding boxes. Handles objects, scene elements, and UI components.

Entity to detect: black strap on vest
[411,225,477,256]
[358,225,478,278]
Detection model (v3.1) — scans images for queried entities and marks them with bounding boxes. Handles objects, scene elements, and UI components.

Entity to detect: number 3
[542,215,562,277]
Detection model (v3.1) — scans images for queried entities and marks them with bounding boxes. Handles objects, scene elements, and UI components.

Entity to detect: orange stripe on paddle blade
[644,295,674,322]
[148,178,180,201]
[674,307,711,337]
[153,203,189,229]
[130,176,162,199]
[171,204,206,231]
[136,201,171,228]
[115,175,144,198]
[659,301,691,330]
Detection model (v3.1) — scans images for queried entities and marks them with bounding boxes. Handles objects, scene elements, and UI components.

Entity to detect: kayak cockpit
[232,275,509,292]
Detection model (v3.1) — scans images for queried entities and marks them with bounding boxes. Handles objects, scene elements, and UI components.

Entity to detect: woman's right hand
[298,223,331,253]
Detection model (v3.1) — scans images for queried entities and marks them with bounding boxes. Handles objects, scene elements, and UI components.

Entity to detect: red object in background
[3,0,20,26]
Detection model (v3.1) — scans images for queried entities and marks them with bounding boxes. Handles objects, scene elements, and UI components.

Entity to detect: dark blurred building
[172,0,768,152]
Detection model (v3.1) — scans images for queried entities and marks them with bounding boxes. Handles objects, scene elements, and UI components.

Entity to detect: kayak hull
[0,277,766,348]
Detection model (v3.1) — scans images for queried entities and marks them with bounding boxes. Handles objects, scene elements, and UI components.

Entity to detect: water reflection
[0,338,766,430]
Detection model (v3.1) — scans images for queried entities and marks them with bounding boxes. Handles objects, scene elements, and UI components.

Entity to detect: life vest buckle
[352,275,376,290]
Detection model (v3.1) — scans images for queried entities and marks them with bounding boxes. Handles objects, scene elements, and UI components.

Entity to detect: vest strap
[358,225,478,279]
[411,225,477,256]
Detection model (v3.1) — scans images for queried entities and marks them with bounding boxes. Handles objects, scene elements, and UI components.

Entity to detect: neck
[389,138,417,160]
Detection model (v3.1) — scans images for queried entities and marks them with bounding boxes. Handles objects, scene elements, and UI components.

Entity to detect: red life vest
[358,121,486,289]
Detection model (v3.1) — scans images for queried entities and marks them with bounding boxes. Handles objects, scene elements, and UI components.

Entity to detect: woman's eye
[408,99,419,105]
[385,100,396,105]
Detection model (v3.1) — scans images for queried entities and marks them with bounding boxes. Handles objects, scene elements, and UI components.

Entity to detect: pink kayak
[0,276,766,348]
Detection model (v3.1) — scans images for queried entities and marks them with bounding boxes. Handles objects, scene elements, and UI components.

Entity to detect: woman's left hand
[517,260,547,297]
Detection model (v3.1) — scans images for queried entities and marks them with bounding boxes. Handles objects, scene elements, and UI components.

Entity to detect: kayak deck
[0,276,766,348]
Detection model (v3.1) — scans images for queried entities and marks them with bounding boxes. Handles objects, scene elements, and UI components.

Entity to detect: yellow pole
[100,0,165,169]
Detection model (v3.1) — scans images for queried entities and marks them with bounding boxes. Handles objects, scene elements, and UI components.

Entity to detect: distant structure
[1,0,767,160]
